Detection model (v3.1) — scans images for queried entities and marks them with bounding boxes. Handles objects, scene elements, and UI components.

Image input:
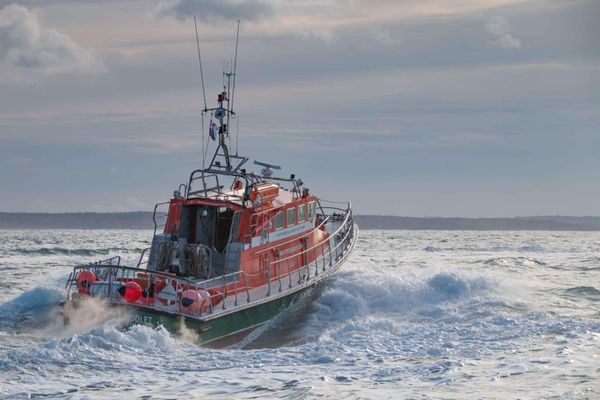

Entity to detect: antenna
[236,114,239,156]
[194,15,208,111]
[254,160,282,170]
[201,113,206,168]
[230,20,240,113]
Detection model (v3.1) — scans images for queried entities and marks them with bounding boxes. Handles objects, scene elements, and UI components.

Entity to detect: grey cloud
[0,3,103,75]
[486,16,521,49]
[154,0,274,22]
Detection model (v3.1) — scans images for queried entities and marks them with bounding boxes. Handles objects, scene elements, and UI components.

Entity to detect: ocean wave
[282,267,498,347]
[423,245,523,253]
[426,272,488,298]
[564,286,600,300]
[0,287,64,331]
[0,230,599,399]
[9,247,140,257]
[518,243,544,252]
[483,257,546,268]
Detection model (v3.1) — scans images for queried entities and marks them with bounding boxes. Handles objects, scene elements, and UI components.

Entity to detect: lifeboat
[61,24,357,346]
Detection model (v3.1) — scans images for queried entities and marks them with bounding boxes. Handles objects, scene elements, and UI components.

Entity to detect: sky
[0,0,598,217]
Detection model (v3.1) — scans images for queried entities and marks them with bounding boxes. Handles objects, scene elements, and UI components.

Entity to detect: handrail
[152,201,171,235]
[178,183,187,197]
[67,202,355,322]
[274,204,351,266]
[186,165,307,206]
[315,198,351,205]
[262,203,353,292]
[245,199,347,251]
[136,247,150,268]
[270,210,354,288]
[70,264,196,285]
[66,263,249,316]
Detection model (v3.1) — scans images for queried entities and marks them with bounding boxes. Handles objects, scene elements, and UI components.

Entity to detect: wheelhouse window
[308,201,316,220]
[274,211,284,230]
[214,207,234,253]
[286,207,296,226]
[298,204,305,222]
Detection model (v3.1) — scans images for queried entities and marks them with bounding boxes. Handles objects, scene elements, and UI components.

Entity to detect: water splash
[0,287,63,331]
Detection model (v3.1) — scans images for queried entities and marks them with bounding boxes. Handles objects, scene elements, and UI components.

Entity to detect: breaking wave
[483,257,546,268]
[0,287,64,331]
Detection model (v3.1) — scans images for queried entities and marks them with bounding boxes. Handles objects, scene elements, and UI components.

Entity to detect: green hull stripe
[126,288,302,344]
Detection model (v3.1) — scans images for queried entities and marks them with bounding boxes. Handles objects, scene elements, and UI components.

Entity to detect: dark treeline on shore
[1,212,600,231]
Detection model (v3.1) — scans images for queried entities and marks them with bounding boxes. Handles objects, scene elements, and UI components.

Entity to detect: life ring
[76,271,97,295]
[156,279,179,308]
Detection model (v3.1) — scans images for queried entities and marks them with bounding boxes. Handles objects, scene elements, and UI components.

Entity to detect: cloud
[485,16,521,49]
[367,26,398,47]
[154,0,274,22]
[0,3,103,75]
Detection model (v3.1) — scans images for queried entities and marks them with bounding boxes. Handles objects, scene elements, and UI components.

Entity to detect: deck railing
[136,247,151,268]
[66,200,355,320]
[152,201,171,236]
[66,263,252,319]
[267,201,354,295]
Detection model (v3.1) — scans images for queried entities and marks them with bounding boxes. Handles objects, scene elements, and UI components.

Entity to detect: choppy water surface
[0,229,599,399]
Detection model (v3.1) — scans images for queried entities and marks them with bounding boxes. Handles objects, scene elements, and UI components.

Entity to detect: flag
[209,120,218,141]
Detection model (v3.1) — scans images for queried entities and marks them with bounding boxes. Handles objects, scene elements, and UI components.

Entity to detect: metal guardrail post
[65,271,73,289]
[322,243,326,272]
[277,261,282,292]
[108,266,115,303]
[242,273,250,303]
[267,261,271,296]
[287,259,292,288]
[221,276,227,310]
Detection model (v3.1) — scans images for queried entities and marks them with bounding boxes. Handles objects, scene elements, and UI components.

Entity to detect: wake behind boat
[61,23,357,346]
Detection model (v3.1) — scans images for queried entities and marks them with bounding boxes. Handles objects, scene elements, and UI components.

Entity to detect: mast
[204,21,246,173]
[187,21,302,204]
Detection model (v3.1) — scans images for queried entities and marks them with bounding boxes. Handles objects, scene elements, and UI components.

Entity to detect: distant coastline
[1,212,599,231]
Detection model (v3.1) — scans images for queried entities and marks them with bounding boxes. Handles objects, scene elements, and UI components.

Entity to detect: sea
[0,229,598,399]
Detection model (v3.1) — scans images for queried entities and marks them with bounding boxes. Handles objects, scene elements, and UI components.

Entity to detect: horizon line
[1,211,599,219]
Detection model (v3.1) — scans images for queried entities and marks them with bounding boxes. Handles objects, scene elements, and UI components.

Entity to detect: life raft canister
[179,289,211,314]
[117,281,143,303]
[76,271,97,295]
